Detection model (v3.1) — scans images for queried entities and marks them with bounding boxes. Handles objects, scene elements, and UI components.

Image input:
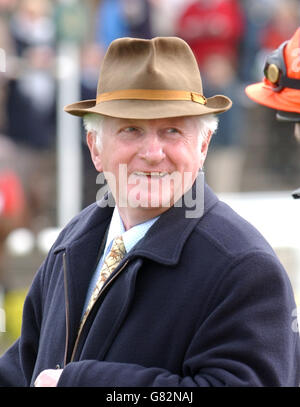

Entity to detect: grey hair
[83,113,106,150]
[82,112,219,152]
[196,115,219,140]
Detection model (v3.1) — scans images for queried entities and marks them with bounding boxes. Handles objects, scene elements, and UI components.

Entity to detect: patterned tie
[80,236,126,329]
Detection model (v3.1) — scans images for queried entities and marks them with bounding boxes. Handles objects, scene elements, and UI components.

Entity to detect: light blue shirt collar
[104,206,159,255]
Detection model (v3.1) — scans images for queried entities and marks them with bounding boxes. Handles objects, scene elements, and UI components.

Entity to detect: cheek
[174,143,201,173]
[101,143,136,175]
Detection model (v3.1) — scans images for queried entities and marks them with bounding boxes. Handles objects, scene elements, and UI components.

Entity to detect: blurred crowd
[0,0,299,253]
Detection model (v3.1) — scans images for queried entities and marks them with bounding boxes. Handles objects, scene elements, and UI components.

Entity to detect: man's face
[88,116,210,226]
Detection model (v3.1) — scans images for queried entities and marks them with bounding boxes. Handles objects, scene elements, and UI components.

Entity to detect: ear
[199,130,212,169]
[86,131,103,172]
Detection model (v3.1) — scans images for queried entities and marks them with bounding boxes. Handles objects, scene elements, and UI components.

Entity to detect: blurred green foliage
[1,289,27,350]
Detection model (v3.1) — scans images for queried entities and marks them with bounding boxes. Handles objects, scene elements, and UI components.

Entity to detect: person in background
[175,0,245,68]
[6,44,56,230]
[245,27,300,198]
[122,0,152,39]
[0,135,27,308]
[9,0,55,57]
[94,0,129,50]
[176,0,246,193]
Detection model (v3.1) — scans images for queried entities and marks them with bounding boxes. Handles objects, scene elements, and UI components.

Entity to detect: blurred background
[0,0,299,353]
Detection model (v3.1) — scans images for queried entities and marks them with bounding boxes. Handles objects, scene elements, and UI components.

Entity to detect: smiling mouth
[133,171,169,178]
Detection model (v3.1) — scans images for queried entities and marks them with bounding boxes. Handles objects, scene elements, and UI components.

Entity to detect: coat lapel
[54,203,113,363]
[128,178,219,265]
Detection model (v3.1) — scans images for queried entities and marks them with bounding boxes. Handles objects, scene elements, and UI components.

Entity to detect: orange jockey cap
[245,27,300,115]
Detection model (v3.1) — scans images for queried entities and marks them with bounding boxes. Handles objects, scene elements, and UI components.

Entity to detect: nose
[138,134,166,164]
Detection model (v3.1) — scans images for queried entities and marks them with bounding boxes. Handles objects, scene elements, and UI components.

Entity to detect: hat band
[96,89,207,105]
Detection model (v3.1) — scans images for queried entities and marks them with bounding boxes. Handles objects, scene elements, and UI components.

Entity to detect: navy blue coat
[0,183,299,386]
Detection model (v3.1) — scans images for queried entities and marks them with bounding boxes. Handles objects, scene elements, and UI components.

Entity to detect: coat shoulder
[195,199,277,260]
[52,202,112,251]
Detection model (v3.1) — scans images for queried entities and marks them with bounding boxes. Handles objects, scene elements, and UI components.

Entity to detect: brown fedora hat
[64,36,232,119]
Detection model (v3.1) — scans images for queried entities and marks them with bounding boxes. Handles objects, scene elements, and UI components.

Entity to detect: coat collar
[128,177,218,265]
[54,173,218,266]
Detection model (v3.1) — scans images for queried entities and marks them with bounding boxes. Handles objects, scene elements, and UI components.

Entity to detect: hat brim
[245,82,300,114]
[64,95,232,119]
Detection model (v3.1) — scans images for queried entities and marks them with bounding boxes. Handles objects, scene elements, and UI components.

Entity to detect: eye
[166,128,179,134]
[124,127,139,133]
[164,128,182,138]
[118,126,142,140]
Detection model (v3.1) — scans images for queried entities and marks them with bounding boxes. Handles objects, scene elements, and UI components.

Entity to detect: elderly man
[245,27,300,198]
[0,37,299,387]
